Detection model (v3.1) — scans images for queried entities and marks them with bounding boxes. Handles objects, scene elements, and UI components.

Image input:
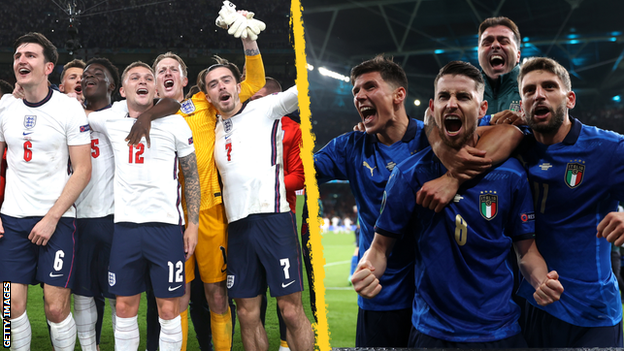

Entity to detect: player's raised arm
[179,151,200,260]
[514,239,563,306]
[352,233,396,299]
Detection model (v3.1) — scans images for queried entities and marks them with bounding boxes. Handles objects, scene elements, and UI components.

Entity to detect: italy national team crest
[479,192,498,220]
[108,272,116,286]
[565,161,585,188]
[24,115,37,129]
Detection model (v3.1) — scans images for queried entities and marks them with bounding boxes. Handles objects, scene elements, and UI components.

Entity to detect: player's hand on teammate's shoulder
[445,145,492,181]
[490,109,525,126]
[353,121,365,133]
[12,82,24,99]
[28,214,58,246]
[416,173,460,213]
[351,259,382,299]
[533,270,564,306]
[126,113,152,147]
[596,211,624,246]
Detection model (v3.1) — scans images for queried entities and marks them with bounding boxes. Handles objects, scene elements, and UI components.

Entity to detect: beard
[438,121,477,149]
[526,103,566,135]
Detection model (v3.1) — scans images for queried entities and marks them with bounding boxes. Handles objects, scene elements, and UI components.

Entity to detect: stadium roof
[302,0,624,114]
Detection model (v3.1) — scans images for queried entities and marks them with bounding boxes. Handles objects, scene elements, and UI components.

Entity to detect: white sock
[74,295,97,351]
[109,298,117,333]
[48,312,77,351]
[115,315,139,351]
[10,311,31,351]
[158,315,182,351]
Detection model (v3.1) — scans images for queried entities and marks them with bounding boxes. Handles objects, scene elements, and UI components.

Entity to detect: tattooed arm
[179,152,200,260]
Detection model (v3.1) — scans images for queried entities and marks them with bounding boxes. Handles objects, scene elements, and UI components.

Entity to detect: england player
[315,55,523,347]
[515,57,624,347]
[206,58,313,351]
[59,58,86,101]
[0,32,92,351]
[353,60,563,348]
[126,26,267,351]
[73,57,120,351]
[87,61,199,351]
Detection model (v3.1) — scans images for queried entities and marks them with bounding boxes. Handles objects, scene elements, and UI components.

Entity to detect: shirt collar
[366,117,419,144]
[561,116,581,145]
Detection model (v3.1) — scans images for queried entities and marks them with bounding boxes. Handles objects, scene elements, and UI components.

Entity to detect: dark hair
[199,56,242,93]
[518,57,571,91]
[85,57,120,91]
[0,80,14,96]
[14,32,58,65]
[478,17,521,48]
[434,61,485,94]
[60,59,86,82]
[350,54,408,90]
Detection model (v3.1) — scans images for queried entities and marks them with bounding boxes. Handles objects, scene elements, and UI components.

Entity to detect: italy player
[0,32,92,351]
[353,60,563,348]
[72,57,120,351]
[88,62,199,351]
[205,58,314,351]
[315,55,523,347]
[514,57,624,347]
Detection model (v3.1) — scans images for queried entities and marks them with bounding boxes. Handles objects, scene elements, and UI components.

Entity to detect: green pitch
[21,195,315,350]
[322,230,358,347]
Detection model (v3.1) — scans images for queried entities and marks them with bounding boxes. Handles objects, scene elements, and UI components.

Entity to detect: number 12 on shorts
[168,261,183,283]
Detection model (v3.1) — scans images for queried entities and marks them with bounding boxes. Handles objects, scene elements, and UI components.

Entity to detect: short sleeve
[375,166,418,238]
[66,100,91,146]
[172,116,195,158]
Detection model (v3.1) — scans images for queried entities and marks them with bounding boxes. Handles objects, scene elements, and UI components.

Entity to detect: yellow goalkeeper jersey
[178,54,265,211]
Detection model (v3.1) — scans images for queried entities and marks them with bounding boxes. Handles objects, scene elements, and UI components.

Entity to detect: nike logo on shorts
[282,280,295,288]
[168,285,182,292]
[49,272,63,278]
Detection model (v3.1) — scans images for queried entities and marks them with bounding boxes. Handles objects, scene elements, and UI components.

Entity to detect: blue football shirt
[376,147,535,342]
[314,118,429,311]
[516,117,624,327]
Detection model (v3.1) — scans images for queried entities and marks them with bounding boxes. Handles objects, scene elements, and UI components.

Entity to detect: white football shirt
[214,85,299,223]
[0,90,90,217]
[88,109,195,225]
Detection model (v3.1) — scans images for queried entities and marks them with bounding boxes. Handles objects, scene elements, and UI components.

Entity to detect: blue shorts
[108,222,185,298]
[356,307,411,347]
[409,326,527,348]
[227,212,303,299]
[0,214,76,288]
[523,302,624,347]
[73,216,115,298]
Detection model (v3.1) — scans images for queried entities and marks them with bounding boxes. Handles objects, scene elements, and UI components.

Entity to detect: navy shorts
[355,307,411,347]
[227,212,303,299]
[108,222,185,298]
[0,214,76,288]
[523,302,624,347]
[409,326,527,348]
[73,215,115,298]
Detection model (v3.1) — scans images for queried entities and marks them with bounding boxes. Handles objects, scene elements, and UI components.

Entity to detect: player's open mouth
[74,85,82,93]
[444,115,462,136]
[164,79,174,89]
[136,88,149,96]
[219,93,231,102]
[18,67,31,75]
[360,106,376,124]
[532,105,550,119]
[490,55,505,70]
